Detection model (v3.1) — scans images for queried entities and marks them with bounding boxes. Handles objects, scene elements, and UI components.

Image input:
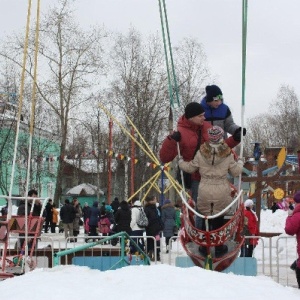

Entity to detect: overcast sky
[1,0,300,126]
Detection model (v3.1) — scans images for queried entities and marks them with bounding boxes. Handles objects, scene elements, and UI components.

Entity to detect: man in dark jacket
[44,199,53,233]
[144,196,163,261]
[82,202,91,233]
[111,197,120,215]
[60,199,76,240]
[114,200,132,234]
[159,102,240,205]
[17,189,41,216]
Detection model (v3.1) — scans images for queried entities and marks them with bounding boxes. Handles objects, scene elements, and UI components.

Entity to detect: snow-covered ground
[0,207,299,299]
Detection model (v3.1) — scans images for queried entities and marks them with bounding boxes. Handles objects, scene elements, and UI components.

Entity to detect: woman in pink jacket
[285,191,300,289]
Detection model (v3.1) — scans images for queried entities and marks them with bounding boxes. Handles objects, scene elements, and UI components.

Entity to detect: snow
[66,183,104,196]
[0,209,299,299]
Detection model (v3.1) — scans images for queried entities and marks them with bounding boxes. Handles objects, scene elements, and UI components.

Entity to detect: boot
[215,245,228,257]
[290,260,297,271]
[296,267,300,289]
[166,245,169,254]
[148,250,154,261]
[198,246,207,256]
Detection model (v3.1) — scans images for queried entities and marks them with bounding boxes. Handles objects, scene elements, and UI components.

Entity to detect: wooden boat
[179,190,245,271]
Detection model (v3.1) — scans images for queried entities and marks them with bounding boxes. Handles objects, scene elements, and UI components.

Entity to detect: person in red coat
[159,102,240,205]
[240,199,259,257]
[285,191,300,289]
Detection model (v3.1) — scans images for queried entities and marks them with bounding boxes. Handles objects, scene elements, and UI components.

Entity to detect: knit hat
[164,199,171,205]
[293,191,300,203]
[244,199,254,207]
[105,205,113,212]
[205,85,223,103]
[208,126,224,144]
[184,102,205,119]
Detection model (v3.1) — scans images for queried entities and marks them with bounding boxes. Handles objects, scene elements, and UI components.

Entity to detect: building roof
[66,183,104,196]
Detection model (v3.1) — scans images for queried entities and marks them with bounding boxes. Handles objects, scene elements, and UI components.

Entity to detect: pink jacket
[285,204,300,267]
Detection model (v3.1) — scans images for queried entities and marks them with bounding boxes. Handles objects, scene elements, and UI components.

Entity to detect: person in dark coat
[16,189,42,250]
[44,199,53,233]
[114,200,132,234]
[271,201,279,213]
[161,199,176,253]
[144,195,163,261]
[88,201,101,239]
[17,189,41,217]
[1,201,8,216]
[111,197,120,215]
[60,199,76,240]
[82,202,91,230]
[82,202,91,234]
[72,198,82,242]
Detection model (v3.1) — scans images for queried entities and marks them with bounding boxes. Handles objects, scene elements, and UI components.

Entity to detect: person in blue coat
[88,201,100,240]
[161,199,176,253]
[200,84,246,141]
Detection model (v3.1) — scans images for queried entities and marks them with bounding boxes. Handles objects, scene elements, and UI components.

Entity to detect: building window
[48,158,55,174]
[47,182,54,199]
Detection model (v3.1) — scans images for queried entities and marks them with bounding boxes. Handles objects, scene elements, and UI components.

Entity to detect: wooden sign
[274,188,284,200]
[277,147,287,169]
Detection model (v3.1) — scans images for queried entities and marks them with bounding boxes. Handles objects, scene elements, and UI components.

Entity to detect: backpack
[98,217,111,234]
[137,208,149,227]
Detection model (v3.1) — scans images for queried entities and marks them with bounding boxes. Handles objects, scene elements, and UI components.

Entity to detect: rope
[238,0,248,191]
[158,0,180,108]
[8,0,33,219]
[158,0,186,205]
[25,0,41,210]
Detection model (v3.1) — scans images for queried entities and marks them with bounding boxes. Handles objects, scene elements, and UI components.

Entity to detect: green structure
[0,118,61,206]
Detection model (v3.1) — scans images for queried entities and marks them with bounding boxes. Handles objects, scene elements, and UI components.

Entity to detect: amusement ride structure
[2,0,300,280]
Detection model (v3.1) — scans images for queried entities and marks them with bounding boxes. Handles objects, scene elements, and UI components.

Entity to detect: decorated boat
[179,189,245,271]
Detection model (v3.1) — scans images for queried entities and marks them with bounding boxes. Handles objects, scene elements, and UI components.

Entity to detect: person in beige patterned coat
[179,126,243,227]
[179,125,243,256]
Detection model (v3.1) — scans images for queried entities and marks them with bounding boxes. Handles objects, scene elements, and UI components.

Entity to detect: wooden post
[130,127,135,197]
[242,164,300,231]
[107,118,113,204]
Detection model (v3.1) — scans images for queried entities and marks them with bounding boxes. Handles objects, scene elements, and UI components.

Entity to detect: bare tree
[268,85,300,149]
[245,85,300,156]
[106,28,169,198]
[174,37,211,107]
[0,0,107,203]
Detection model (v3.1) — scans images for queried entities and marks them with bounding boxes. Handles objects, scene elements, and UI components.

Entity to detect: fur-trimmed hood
[199,141,231,165]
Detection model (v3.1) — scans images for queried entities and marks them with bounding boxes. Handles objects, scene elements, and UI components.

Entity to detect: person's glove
[237,157,245,164]
[170,131,181,142]
[178,155,184,164]
[233,127,246,142]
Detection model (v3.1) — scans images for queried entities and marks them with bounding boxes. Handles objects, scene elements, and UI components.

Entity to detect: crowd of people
[0,84,299,288]
[82,196,181,261]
